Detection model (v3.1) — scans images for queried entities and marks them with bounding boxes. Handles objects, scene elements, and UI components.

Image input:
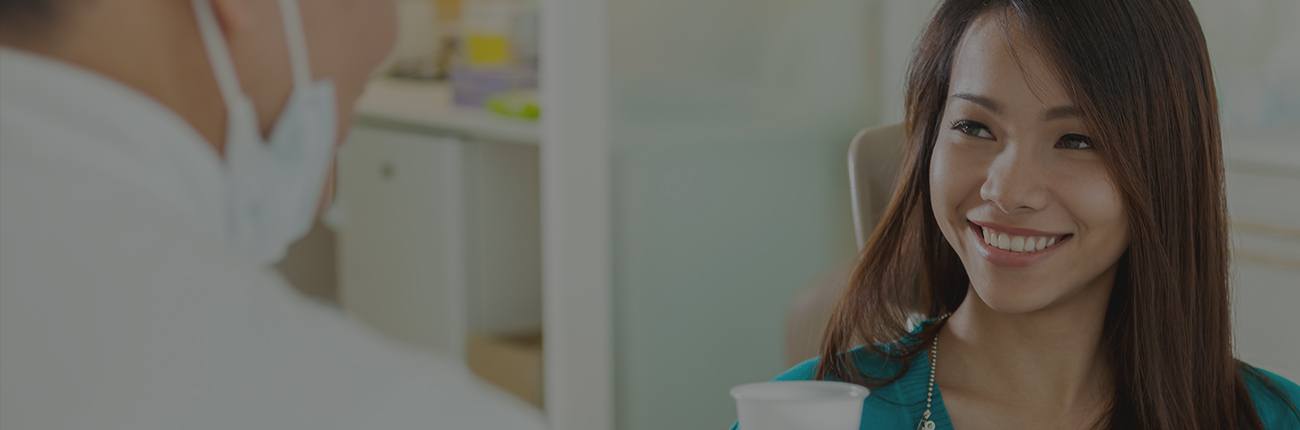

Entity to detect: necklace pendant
[916,419,935,430]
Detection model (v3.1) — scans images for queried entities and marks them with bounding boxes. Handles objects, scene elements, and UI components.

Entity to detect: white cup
[731,381,868,430]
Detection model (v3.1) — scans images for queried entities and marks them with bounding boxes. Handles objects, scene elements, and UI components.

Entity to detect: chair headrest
[848,124,906,250]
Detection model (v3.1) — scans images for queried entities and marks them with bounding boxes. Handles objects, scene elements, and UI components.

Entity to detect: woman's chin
[967,282,1064,315]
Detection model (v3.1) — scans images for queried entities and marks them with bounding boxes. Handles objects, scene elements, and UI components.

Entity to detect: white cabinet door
[335,125,468,359]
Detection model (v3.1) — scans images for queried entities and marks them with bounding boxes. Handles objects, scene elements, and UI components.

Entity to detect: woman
[768,0,1300,428]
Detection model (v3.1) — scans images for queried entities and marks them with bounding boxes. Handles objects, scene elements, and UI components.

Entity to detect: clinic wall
[1190,0,1300,380]
[607,0,875,428]
[1189,0,1299,133]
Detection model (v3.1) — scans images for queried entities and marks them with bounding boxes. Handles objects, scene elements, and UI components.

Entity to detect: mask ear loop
[277,0,314,90]
[192,0,245,113]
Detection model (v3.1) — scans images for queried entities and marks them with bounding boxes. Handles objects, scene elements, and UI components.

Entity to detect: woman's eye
[951,120,995,139]
[1056,134,1094,150]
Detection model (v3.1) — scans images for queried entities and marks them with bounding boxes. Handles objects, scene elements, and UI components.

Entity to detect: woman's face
[929,14,1129,314]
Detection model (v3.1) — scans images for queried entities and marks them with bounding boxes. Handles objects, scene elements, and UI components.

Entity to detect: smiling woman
[928,15,1130,318]
[760,0,1300,429]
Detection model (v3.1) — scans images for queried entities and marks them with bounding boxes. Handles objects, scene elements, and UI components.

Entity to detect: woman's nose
[978,145,1049,214]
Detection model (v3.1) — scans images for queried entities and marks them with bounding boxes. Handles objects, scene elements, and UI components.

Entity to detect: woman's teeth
[982,227,1060,253]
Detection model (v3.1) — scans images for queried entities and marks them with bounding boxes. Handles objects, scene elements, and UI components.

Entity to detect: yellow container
[464,33,513,66]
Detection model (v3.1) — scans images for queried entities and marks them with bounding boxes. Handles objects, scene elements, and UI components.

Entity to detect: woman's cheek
[933,142,986,204]
[1058,166,1129,255]
[929,143,958,220]
[930,140,981,234]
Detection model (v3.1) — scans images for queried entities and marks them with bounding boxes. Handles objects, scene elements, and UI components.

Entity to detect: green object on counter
[486,90,540,121]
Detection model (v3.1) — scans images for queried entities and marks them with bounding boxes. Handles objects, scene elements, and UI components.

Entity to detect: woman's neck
[936,270,1117,420]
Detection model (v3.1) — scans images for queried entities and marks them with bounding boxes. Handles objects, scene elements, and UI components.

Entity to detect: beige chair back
[848,124,905,249]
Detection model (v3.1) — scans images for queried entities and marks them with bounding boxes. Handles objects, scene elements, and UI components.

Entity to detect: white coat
[0,47,546,430]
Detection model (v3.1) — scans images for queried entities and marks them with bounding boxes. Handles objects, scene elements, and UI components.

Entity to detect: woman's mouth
[968,220,1073,266]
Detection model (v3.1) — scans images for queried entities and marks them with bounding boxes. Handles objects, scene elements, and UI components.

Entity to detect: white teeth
[980,226,1064,253]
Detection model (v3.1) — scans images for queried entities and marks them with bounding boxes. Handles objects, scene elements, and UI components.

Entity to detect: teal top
[734,348,1300,429]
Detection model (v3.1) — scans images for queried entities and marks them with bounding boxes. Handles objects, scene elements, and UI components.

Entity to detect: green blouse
[745,348,1300,429]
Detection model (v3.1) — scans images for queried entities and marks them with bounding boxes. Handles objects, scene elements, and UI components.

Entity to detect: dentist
[0,0,544,428]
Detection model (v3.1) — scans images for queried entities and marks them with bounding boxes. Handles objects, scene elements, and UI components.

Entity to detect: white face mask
[194,0,339,265]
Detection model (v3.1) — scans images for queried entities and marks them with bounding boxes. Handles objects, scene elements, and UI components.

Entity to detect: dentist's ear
[200,0,296,139]
[207,0,252,35]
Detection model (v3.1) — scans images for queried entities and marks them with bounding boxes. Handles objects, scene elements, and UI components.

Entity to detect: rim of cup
[731,381,869,402]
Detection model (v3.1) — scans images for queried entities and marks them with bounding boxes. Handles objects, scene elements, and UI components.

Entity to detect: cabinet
[332,79,543,405]
[335,126,469,356]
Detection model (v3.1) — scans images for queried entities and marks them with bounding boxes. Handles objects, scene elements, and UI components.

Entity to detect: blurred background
[275,0,1299,428]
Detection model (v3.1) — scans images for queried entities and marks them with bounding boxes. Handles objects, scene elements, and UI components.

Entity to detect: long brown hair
[815,0,1294,428]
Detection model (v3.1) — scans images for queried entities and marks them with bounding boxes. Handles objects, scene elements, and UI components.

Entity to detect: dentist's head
[0,0,397,263]
[0,0,395,154]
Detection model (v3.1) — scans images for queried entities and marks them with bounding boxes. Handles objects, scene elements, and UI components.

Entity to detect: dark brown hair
[0,0,53,22]
[0,0,57,37]
[815,0,1295,428]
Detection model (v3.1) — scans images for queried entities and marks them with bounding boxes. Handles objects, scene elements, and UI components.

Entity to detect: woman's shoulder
[767,347,929,429]
[772,356,824,381]
[777,319,938,382]
[775,347,901,380]
[1241,364,1300,428]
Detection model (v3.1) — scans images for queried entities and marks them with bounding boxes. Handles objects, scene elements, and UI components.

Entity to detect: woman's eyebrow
[950,92,1080,121]
[1043,105,1081,121]
[950,93,1002,113]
